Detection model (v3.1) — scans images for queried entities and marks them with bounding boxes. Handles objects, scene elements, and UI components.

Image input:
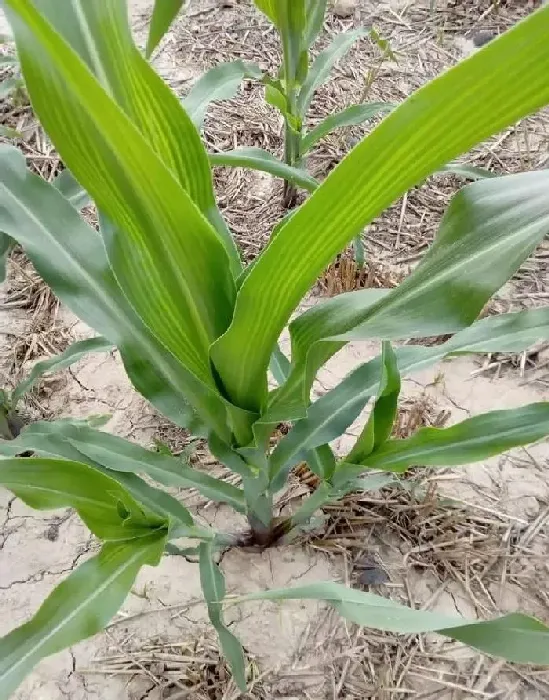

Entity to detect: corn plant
[173,1,491,260]
[1,1,549,695]
[0,337,112,439]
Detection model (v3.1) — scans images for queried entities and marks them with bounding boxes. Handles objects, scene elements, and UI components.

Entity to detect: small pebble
[472,31,497,47]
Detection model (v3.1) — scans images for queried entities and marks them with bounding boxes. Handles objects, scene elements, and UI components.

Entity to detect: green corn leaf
[210,147,318,192]
[0,145,236,440]
[183,60,265,131]
[146,0,186,58]
[353,234,365,268]
[270,343,291,386]
[265,80,290,117]
[253,0,276,23]
[347,341,401,463]
[0,230,14,283]
[29,0,237,269]
[289,303,549,486]
[304,0,328,48]
[301,102,395,153]
[199,542,247,692]
[0,533,166,699]
[362,402,549,473]
[268,304,549,489]
[211,9,549,413]
[9,420,247,515]
[235,582,549,664]
[437,162,496,180]
[0,456,168,540]
[290,481,333,526]
[11,336,113,408]
[304,443,337,482]
[5,0,239,374]
[268,355,381,483]
[52,168,91,210]
[257,0,306,85]
[271,168,549,417]
[297,29,370,114]
[0,426,210,535]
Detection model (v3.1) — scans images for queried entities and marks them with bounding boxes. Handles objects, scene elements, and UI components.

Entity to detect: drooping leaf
[0,145,236,441]
[183,60,264,131]
[0,426,211,535]
[347,341,400,462]
[362,402,549,472]
[5,0,240,373]
[211,10,549,412]
[0,533,166,699]
[7,420,247,515]
[297,29,370,114]
[199,542,247,692]
[235,582,549,664]
[270,169,549,417]
[11,336,113,408]
[146,0,186,58]
[301,102,394,153]
[210,147,318,192]
[0,456,168,540]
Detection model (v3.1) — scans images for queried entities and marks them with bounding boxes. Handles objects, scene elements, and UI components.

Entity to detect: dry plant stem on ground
[1,1,549,698]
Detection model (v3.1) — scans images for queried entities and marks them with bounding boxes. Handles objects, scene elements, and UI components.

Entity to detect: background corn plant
[1,0,549,696]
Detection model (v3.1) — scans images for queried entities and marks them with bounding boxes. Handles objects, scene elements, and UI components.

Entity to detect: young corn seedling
[0,337,112,439]
[173,1,490,262]
[1,1,549,695]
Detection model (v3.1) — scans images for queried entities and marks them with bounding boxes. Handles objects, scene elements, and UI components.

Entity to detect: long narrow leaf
[301,102,394,153]
[210,147,318,192]
[7,420,247,515]
[347,341,400,462]
[235,582,549,664]
[0,146,235,440]
[297,29,369,114]
[212,9,549,412]
[270,169,549,417]
[6,0,238,378]
[0,457,167,540]
[31,0,239,271]
[12,336,112,407]
[199,542,247,692]
[146,0,186,58]
[183,60,264,131]
[269,305,549,490]
[363,402,549,472]
[304,0,328,48]
[0,533,166,699]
